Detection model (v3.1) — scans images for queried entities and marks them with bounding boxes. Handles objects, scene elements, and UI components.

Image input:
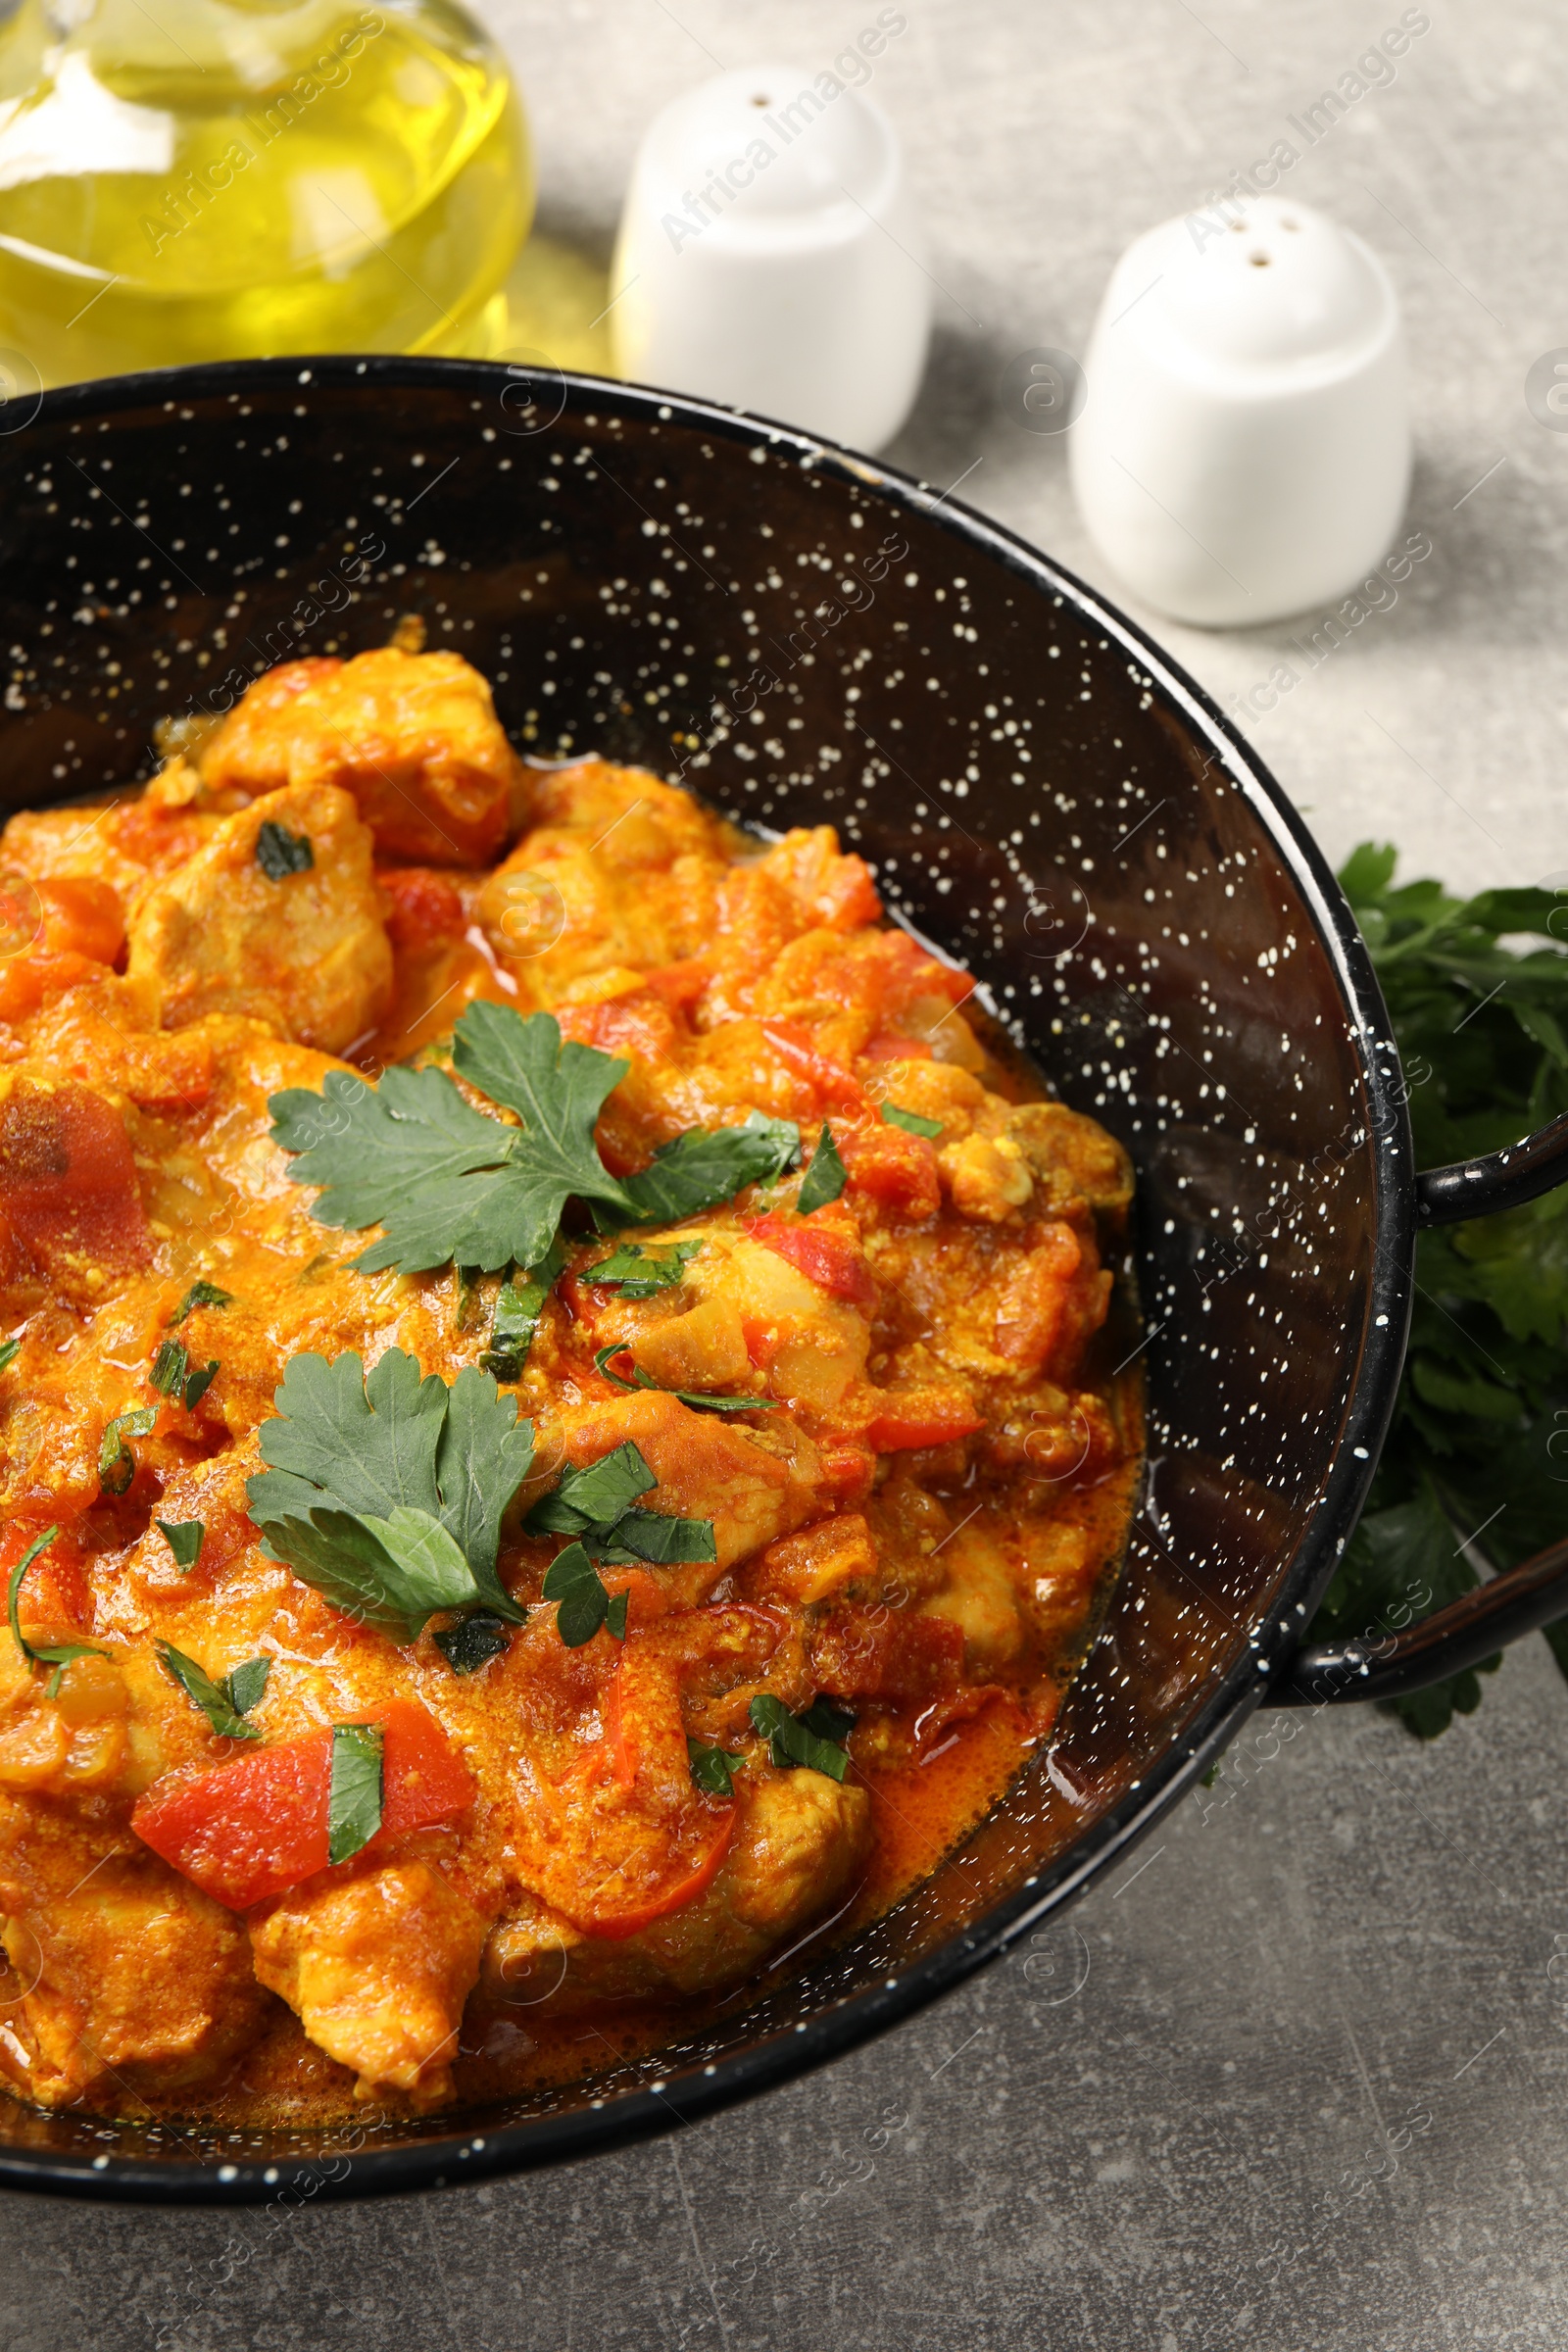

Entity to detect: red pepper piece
[746,1212,877,1309]
[131,1697,474,1910]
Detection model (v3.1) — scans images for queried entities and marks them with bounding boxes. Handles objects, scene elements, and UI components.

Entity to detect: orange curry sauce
[0,643,1140,2126]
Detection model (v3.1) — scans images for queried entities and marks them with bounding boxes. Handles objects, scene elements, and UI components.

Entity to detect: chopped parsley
[432,1610,513,1674]
[481,1239,565,1383]
[541,1542,618,1647]
[245,1348,533,1642]
[99,1406,157,1496]
[268,1004,801,1276]
[526,1439,715,1645]
[157,1518,205,1571]
[156,1641,269,1740]
[150,1338,219,1410]
[225,1656,270,1716]
[255,821,314,881]
[687,1737,744,1798]
[749,1693,856,1780]
[7,1527,111,1697]
[525,1440,715,1567]
[593,1343,777,1417]
[621,1111,801,1224]
[881,1102,943,1140]
[170,1280,233,1327]
[797,1124,847,1214]
[585,1240,702,1298]
[327,1722,383,1864]
[0,1337,18,1375]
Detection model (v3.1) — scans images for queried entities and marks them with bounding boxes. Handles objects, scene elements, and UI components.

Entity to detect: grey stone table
[7,2,1568,2345]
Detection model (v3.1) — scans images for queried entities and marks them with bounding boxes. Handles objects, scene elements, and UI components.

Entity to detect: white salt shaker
[1069,196,1410,627]
[610,62,930,453]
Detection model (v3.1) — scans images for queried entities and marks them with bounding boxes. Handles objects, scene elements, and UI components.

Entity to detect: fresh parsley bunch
[1307,847,1568,1736]
[269,1004,801,1276]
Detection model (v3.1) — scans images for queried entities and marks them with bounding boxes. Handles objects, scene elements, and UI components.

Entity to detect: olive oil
[0,0,532,386]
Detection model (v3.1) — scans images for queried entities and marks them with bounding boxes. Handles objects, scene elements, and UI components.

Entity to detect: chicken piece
[747,826,882,933]
[745,1513,879,1607]
[625,1296,753,1394]
[920,1513,1024,1670]
[939,1131,1036,1223]
[543,1388,823,1577]
[247,1853,492,2104]
[197,649,526,864]
[0,1795,269,2108]
[0,797,221,905]
[125,780,393,1053]
[522,758,728,870]
[5,975,220,1114]
[682,1230,872,1416]
[998,1101,1134,1219]
[516,1766,871,2000]
[475,760,729,997]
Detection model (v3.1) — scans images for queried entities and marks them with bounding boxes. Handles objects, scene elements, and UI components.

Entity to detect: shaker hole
[1250,252,1270,267]
[1281,217,1299,230]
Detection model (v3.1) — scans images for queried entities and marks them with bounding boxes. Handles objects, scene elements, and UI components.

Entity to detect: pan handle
[1274,1535,1568,1705]
[1416,1111,1568,1224]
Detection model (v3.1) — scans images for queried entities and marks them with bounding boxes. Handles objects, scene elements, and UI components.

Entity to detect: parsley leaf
[99,1406,157,1496]
[617,1111,802,1224]
[585,1240,703,1298]
[170,1280,233,1327]
[255,820,314,880]
[450,1004,635,1203]
[157,1517,205,1571]
[432,1610,513,1673]
[687,1737,744,1797]
[797,1124,847,1214]
[7,1527,112,1697]
[328,1722,383,1864]
[270,1008,639,1275]
[156,1641,269,1740]
[270,1006,801,1278]
[1307,846,1568,1737]
[594,1343,777,1417]
[749,1692,856,1779]
[269,1062,538,1276]
[245,1349,532,1641]
[0,1337,18,1375]
[881,1102,943,1140]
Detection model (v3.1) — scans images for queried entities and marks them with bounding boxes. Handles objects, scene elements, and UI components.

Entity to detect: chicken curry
[0,642,1139,2125]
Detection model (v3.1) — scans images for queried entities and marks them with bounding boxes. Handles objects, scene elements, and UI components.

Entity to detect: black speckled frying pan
[0,358,1563,2203]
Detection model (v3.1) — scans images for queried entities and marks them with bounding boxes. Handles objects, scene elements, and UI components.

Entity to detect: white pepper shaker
[610,61,930,453]
[1069,195,1410,627]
